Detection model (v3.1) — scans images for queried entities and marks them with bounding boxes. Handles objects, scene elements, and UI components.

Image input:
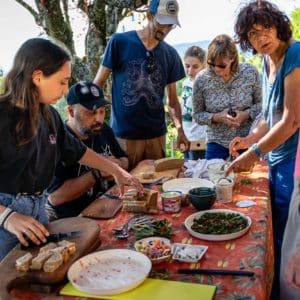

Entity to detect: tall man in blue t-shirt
[94,0,189,169]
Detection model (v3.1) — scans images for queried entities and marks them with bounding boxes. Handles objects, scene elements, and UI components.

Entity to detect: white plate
[162,178,214,195]
[171,243,208,263]
[184,209,251,241]
[68,249,151,295]
[134,237,171,265]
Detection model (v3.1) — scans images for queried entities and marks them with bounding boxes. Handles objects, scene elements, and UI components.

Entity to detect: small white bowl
[172,243,208,263]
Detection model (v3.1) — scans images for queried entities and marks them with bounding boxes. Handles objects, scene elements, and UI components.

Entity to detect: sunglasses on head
[207,61,228,69]
[146,51,154,74]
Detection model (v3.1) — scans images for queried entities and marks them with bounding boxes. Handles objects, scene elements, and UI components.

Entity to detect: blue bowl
[188,187,216,211]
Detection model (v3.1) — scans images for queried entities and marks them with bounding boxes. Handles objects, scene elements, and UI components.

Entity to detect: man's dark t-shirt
[47,122,126,218]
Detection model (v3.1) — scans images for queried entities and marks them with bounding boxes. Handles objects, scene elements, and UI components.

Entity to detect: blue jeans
[184,150,205,160]
[0,192,49,261]
[205,143,229,160]
[269,158,295,299]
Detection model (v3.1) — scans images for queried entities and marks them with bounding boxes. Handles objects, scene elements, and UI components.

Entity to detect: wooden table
[11,160,273,300]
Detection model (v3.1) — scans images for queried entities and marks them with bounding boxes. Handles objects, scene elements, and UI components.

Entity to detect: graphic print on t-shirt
[101,144,113,157]
[121,57,163,110]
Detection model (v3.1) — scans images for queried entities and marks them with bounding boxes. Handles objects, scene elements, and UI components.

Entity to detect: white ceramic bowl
[185,209,251,241]
[162,178,214,195]
[171,243,208,263]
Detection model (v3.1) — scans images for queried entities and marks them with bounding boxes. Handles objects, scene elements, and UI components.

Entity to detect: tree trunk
[14,0,148,82]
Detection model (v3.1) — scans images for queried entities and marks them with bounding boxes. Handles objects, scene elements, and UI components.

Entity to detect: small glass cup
[215,177,234,203]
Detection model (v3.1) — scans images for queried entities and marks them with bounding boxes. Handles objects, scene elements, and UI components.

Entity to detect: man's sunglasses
[207,61,228,69]
[146,51,154,74]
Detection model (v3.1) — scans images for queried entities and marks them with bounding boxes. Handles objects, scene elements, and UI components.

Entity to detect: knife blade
[46,230,81,242]
[21,230,81,249]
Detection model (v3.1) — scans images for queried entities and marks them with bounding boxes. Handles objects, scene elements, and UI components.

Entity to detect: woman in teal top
[226,1,300,298]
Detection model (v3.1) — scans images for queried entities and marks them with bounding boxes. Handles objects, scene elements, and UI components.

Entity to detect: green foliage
[53,97,68,121]
[165,123,183,158]
[176,78,184,98]
[239,52,262,74]
[0,77,4,94]
[291,8,300,39]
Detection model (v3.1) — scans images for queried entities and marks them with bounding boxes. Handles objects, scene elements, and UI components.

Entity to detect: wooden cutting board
[131,160,181,184]
[81,197,123,219]
[0,217,100,299]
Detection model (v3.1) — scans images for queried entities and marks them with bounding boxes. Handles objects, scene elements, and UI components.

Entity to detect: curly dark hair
[234,0,292,54]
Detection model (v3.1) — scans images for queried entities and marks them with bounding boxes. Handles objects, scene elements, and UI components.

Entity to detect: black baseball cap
[67,81,110,110]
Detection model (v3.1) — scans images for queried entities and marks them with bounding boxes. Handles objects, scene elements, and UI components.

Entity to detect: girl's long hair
[0,38,71,146]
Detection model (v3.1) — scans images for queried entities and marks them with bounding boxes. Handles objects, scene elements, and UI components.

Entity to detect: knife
[178,269,255,277]
[45,230,81,242]
[21,230,81,249]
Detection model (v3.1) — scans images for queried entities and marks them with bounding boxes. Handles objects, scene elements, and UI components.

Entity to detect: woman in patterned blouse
[192,34,262,160]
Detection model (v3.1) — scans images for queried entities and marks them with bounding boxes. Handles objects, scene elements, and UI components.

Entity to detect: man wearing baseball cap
[94,0,189,169]
[46,81,128,219]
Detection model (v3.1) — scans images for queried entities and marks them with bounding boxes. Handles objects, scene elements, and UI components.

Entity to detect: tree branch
[14,0,41,25]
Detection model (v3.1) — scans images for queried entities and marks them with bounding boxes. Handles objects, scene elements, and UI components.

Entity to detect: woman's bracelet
[0,207,14,227]
[3,211,16,230]
[91,169,102,182]
[250,143,263,158]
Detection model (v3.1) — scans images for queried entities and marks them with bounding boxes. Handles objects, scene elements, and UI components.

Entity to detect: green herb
[191,212,248,235]
[240,178,253,185]
[132,218,172,240]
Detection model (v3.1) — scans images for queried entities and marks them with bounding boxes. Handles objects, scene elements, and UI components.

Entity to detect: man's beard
[80,123,102,137]
[154,30,165,41]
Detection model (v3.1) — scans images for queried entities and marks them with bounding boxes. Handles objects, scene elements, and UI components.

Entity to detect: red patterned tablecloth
[12,160,273,300]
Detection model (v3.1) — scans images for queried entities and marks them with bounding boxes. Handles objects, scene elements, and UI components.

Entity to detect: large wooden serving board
[0,217,100,299]
[131,160,181,184]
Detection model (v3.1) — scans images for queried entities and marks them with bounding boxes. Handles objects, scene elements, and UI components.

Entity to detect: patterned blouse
[193,63,262,148]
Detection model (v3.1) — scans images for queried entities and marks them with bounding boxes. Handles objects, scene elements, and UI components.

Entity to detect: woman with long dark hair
[0,38,141,260]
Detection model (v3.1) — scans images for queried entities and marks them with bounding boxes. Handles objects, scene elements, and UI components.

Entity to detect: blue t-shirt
[262,42,300,167]
[102,30,185,139]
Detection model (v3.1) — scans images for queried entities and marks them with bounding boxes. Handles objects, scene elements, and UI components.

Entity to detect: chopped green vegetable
[191,212,248,235]
[132,218,172,240]
[240,178,253,185]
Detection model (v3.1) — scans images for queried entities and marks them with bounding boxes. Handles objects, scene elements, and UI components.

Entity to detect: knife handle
[178,269,255,277]
[20,237,47,249]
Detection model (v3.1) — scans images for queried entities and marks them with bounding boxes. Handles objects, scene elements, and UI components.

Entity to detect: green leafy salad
[191,212,248,235]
